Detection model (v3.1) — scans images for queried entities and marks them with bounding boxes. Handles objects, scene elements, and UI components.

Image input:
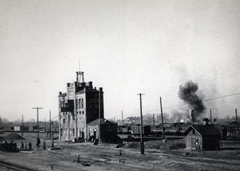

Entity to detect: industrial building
[58,71,104,141]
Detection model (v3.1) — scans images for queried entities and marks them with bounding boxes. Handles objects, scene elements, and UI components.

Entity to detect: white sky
[1,0,240,122]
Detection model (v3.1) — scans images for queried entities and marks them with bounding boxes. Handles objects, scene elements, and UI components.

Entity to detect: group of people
[20,141,32,151]
[1,139,49,152]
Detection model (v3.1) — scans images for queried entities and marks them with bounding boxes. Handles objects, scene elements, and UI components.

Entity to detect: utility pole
[98,90,101,143]
[236,109,239,139]
[138,93,144,155]
[33,107,43,147]
[21,114,24,136]
[49,110,54,147]
[236,109,238,122]
[49,110,51,138]
[160,97,165,139]
[51,122,54,148]
[153,114,155,126]
[44,119,46,133]
[210,109,212,124]
[121,111,123,125]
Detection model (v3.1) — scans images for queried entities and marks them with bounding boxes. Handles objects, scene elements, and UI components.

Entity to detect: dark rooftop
[185,124,221,136]
[88,119,117,126]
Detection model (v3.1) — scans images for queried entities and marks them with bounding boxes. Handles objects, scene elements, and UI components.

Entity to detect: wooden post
[160,97,165,139]
[138,93,144,154]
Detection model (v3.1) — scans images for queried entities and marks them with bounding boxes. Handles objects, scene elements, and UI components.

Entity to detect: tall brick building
[58,72,104,141]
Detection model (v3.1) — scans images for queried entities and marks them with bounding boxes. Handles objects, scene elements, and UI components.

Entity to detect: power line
[164,92,240,110]
[121,92,240,118]
[203,92,240,101]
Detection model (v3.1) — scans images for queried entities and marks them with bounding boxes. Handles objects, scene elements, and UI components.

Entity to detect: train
[117,122,191,137]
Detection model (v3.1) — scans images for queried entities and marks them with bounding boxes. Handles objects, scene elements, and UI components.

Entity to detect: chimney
[99,87,103,92]
[210,109,212,124]
[203,118,209,125]
[89,81,93,88]
[189,108,194,124]
[59,92,62,96]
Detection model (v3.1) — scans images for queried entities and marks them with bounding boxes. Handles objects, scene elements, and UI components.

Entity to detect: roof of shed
[4,133,25,140]
[185,124,221,136]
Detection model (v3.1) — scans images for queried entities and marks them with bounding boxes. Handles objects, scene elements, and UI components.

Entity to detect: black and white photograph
[0,0,240,170]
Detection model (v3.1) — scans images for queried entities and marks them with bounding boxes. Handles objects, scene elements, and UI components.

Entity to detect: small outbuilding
[87,119,119,143]
[185,124,221,150]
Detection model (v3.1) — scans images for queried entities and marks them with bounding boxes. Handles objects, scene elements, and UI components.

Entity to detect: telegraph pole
[49,110,51,138]
[160,97,165,139]
[33,107,43,147]
[153,114,155,126]
[138,93,144,154]
[236,109,238,122]
[98,90,101,143]
[21,114,24,136]
[236,109,239,139]
[121,111,123,125]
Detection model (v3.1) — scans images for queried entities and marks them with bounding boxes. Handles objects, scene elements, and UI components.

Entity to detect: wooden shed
[185,124,221,150]
[87,119,119,143]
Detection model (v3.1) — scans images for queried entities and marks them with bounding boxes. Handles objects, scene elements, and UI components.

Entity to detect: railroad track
[0,160,33,171]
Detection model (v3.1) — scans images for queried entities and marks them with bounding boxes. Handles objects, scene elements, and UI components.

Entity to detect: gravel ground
[0,140,239,171]
[0,132,240,171]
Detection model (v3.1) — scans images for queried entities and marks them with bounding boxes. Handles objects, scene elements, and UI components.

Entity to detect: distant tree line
[0,116,59,130]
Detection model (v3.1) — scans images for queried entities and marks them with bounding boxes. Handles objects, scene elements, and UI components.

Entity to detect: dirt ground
[0,133,240,171]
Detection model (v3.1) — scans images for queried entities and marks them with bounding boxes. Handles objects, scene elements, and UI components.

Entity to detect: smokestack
[203,118,209,125]
[210,109,212,124]
[189,108,195,124]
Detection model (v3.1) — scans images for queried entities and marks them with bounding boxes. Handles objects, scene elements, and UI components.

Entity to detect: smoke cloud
[178,81,206,120]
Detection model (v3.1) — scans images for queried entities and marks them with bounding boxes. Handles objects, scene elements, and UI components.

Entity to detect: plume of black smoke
[178,81,206,120]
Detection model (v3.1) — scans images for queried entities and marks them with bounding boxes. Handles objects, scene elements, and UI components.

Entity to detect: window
[73,129,75,136]
[63,119,65,124]
[82,98,84,108]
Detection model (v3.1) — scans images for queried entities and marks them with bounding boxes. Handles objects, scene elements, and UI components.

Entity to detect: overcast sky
[1,0,240,122]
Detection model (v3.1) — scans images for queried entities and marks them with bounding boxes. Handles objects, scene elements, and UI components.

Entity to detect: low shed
[185,124,221,150]
[87,119,118,143]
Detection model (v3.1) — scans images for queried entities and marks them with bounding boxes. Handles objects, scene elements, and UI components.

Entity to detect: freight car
[118,122,191,137]
[151,125,163,137]
[131,125,151,136]
[117,125,131,134]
